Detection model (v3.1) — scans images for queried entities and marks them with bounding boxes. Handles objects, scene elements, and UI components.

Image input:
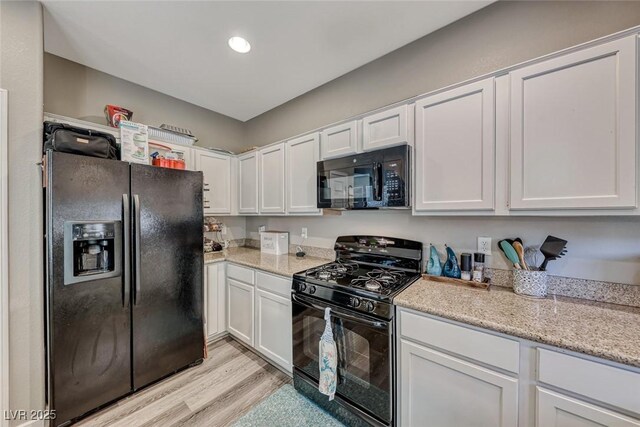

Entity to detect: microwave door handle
[373,162,383,201]
[291,294,387,329]
[122,194,130,308]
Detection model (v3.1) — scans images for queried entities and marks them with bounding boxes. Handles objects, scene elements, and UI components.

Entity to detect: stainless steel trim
[133,194,141,305]
[291,293,388,329]
[122,194,130,308]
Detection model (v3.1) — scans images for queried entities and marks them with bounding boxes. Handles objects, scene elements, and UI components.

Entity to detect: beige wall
[44,53,246,153]
[0,1,45,423]
[244,1,640,146]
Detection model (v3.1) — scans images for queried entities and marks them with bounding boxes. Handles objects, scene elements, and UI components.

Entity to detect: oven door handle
[291,293,388,329]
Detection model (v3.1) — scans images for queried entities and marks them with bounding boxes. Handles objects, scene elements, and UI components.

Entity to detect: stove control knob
[309,285,317,295]
[350,297,361,308]
[364,301,375,312]
[297,283,307,292]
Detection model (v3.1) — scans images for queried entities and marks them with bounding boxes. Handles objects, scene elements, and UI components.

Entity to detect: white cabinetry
[259,143,286,214]
[398,308,640,427]
[320,120,358,160]
[362,104,410,151]
[227,266,255,346]
[255,272,292,372]
[195,150,232,214]
[537,388,640,427]
[414,78,495,212]
[205,262,226,340]
[400,339,518,427]
[398,310,518,427]
[238,151,259,214]
[225,264,293,373]
[286,133,320,214]
[509,35,637,210]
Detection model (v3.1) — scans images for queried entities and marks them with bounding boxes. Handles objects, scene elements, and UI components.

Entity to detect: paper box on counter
[120,121,149,164]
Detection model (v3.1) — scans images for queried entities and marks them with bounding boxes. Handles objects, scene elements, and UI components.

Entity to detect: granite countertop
[204,247,330,277]
[395,279,640,368]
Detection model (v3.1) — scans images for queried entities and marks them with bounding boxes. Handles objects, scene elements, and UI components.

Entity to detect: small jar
[460,253,472,281]
[472,252,485,282]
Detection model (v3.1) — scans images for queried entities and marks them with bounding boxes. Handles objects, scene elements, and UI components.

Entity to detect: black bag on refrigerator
[43,121,120,160]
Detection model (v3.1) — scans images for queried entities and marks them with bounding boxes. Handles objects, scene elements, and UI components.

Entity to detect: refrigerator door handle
[133,194,141,305]
[122,194,130,308]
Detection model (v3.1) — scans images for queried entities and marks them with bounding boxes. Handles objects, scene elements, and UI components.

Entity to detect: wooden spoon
[512,241,529,270]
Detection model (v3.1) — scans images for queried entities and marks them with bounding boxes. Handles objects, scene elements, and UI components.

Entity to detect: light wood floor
[77,337,290,427]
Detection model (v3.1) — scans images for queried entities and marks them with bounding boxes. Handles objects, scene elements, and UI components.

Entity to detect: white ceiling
[43,1,493,121]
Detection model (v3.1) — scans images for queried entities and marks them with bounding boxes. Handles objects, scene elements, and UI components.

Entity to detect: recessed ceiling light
[228,36,251,54]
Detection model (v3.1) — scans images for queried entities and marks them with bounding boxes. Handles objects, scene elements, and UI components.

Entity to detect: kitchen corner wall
[247,213,640,286]
[43,53,247,153]
[0,1,45,423]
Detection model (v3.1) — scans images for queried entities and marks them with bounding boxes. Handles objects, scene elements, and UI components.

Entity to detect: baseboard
[206,331,229,345]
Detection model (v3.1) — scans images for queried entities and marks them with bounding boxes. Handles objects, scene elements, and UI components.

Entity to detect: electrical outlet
[258,225,266,233]
[477,237,492,255]
[301,227,308,239]
[221,225,227,235]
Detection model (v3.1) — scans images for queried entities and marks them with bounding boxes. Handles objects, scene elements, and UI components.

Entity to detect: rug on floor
[232,383,346,427]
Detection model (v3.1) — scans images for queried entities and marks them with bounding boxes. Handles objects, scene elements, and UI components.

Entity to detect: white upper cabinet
[320,120,358,160]
[509,35,637,210]
[362,104,410,151]
[414,78,495,212]
[195,150,232,214]
[259,143,286,214]
[238,151,259,214]
[286,133,320,214]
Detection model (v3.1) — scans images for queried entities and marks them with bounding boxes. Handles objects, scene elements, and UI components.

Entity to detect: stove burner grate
[306,260,359,281]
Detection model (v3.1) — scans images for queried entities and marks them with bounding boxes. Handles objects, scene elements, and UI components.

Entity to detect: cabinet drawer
[400,310,519,373]
[227,263,255,285]
[256,271,290,298]
[537,348,640,415]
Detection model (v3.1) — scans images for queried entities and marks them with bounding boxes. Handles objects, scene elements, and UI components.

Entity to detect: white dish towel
[319,307,337,400]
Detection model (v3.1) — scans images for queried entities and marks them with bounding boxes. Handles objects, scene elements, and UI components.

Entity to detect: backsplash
[244,238,334,260]
[245,236,639,308]
[489,269,640,308]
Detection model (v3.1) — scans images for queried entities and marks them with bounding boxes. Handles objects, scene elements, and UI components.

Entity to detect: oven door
[292,293,392,424]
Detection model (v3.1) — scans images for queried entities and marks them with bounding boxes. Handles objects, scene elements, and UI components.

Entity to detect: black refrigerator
[44,151,204,426]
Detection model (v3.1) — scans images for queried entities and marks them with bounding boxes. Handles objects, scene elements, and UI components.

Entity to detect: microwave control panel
[383,160,405,205]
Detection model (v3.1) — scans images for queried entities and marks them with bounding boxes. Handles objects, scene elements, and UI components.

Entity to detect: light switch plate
[301,227,308,239]
[258,225,266,233]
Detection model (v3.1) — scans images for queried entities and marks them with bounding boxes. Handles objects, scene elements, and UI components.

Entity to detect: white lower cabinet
[224,264,293,373]
[227,278,254,346]
[255,289,292,372]
[399,339,518,427]
[398,308,640,427]
[205,263,226,340]
[537,388,640,427]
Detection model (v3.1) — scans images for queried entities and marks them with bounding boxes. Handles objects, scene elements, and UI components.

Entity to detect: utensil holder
[513,270,548,298]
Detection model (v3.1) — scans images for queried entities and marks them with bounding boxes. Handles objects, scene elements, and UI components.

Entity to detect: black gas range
[291,235,423,427]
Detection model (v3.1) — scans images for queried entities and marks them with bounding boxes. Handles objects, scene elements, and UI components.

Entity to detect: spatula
[539,235,568,271]
[499,240,522,270]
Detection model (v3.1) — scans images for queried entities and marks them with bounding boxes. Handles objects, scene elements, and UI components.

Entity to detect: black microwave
[317,145,410,210]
